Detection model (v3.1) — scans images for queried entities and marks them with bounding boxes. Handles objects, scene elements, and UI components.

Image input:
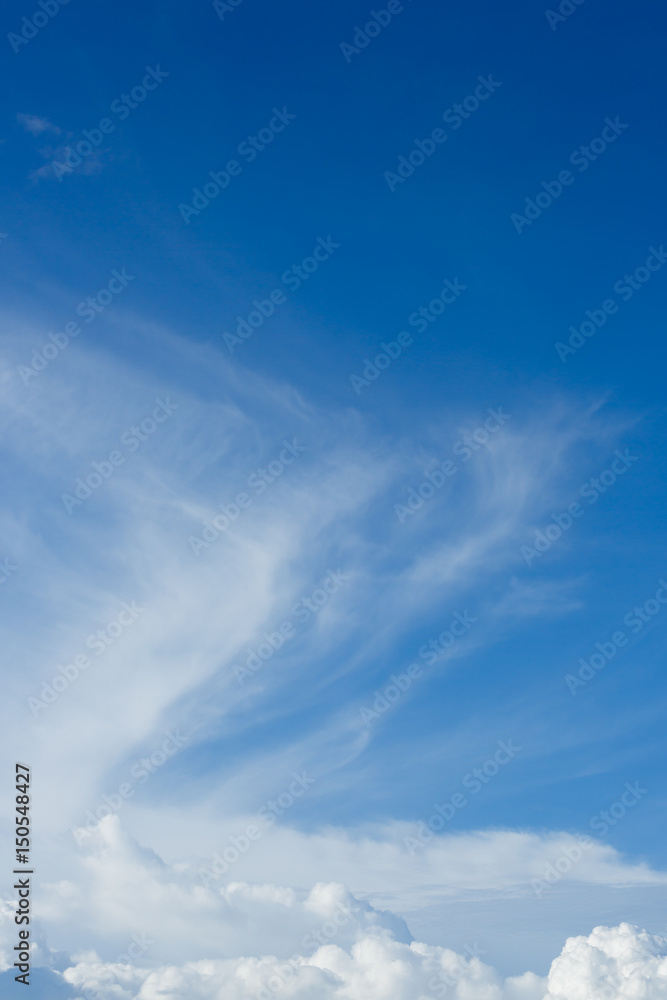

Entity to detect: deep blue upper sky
[3,0,666,426]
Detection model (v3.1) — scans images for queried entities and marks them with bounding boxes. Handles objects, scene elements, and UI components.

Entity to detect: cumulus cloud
[2,840,548,999]
[2,820,667,999]
[6,912,667,1000]
[544,923,667,999]
[22,813,667,971]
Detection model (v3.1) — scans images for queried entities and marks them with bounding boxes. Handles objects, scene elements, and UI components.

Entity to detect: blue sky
[2,0,667,996]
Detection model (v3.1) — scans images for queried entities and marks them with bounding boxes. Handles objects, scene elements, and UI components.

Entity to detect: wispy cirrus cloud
[0,309,658,996]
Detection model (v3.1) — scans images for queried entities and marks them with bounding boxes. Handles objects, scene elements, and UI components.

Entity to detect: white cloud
[2,824,551,998]
[8,897,667,1000]
[116,811,667,918]
[2,816,665,995]
[0,330,627,842]
[17,113,61,136]
[0,324,660,997]
[8,839,667,1000]
[544,923,667,999]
